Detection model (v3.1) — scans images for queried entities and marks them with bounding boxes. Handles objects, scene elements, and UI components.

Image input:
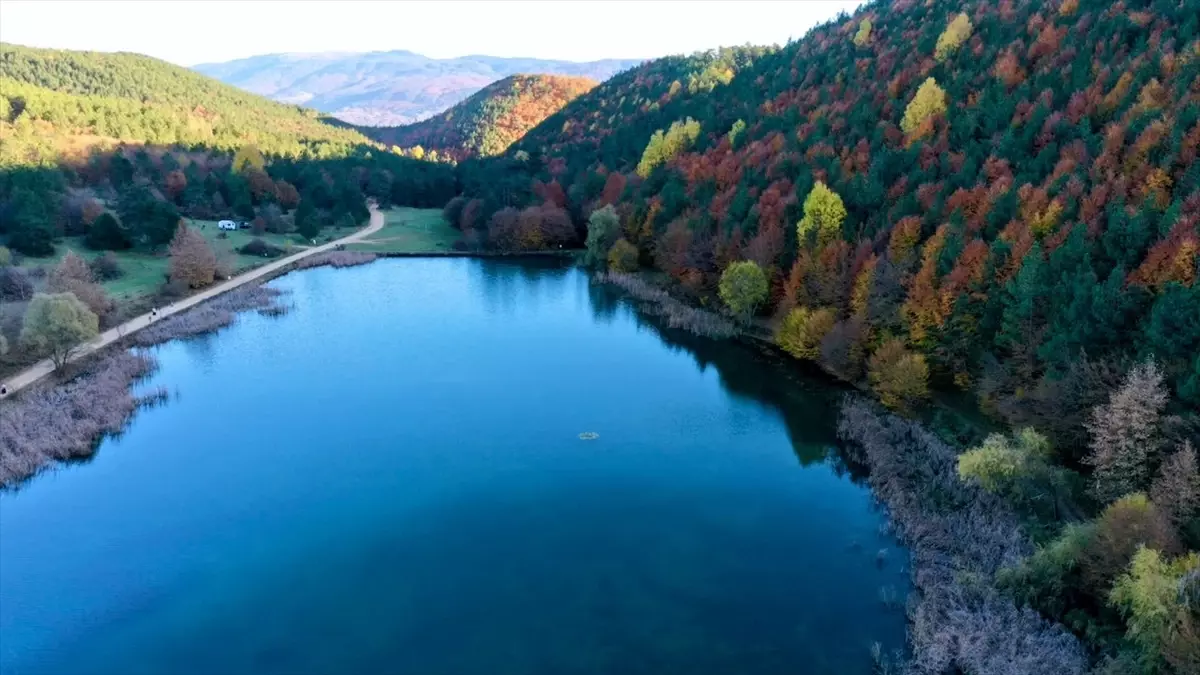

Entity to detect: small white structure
[217,220,238,231]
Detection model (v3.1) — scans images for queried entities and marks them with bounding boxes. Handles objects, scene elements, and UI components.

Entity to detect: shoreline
[2,256,1087,671]
[367,249,580,259]
[0,209,387,398]
[0,248,581,395]
[1,252,582,486]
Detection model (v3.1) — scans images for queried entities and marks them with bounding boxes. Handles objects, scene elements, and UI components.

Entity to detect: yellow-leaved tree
[901,78,948,136]
[637,118,701,178]
[796,181,847,248]
[867,338,930,412]
[853,18,873,47]
[777,307,836,361]
[231,144,265,174]
[935,13,973,62]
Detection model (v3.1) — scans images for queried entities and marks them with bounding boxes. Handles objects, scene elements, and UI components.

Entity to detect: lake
[0,258,908,675]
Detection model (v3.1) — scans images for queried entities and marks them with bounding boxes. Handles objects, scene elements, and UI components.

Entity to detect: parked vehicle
[217,220,238,231]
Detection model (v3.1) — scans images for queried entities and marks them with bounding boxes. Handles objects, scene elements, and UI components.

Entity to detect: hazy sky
[0,0,864,65]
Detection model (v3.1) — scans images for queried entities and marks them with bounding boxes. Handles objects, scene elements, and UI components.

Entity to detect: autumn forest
[1,0,1199,672]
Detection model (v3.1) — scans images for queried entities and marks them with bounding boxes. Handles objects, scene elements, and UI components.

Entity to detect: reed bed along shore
[838,397,1086,675]
[1,281,296,488]
[597,272,738,339]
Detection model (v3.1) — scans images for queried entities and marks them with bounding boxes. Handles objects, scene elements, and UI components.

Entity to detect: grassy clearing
[19,221,311,302]
[346,207,458,254]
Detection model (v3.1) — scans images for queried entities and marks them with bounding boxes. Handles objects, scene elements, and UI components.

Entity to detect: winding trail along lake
[0,259,907,675]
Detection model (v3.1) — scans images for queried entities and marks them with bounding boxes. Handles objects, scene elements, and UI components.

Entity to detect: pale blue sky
[0,0,864,65]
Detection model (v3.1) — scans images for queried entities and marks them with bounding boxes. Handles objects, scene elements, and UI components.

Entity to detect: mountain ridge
[193,50,643,126]
[359,74,599,160]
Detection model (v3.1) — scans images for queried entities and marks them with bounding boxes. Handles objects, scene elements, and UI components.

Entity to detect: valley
[1,1,1198,673]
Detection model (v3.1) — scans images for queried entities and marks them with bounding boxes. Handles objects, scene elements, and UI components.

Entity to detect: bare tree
[168,223,217,289]
[48,250,92,286]
[1151,441,1199,528]
[1085,360,1169,504]
[48,251,114,321]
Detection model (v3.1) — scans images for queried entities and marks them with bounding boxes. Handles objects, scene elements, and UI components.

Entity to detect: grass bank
[344,207,460,254]
[19,220,310,302]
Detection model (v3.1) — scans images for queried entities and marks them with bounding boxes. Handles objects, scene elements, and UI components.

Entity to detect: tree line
[447,0,1199,670]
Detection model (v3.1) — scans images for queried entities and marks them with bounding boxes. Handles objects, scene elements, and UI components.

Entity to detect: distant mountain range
[193,51,643,126]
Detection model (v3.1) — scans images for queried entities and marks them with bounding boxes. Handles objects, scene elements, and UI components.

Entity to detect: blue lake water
[0,258,907,674]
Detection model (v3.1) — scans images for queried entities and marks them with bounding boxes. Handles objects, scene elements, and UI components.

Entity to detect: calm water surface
[0,259,907,675]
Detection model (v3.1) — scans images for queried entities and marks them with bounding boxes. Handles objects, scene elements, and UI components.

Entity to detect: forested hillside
[460,0,1199,412]
[456,2,1200,671]
[0,43,455,259]
[361,75,599,161]
[0,43,376,163]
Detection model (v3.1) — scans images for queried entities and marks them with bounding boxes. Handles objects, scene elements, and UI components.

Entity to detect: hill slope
[0,43,377,163]
[456,2,1200,668]
[362,74,599,160]
[464,0,1200,410]
[0,43,454,260]
[194,51,641,126]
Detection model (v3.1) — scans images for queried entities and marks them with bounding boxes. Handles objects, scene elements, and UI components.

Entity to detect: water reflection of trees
[461,259,867,480]
[585,278,867,480]
[468,257,575,316]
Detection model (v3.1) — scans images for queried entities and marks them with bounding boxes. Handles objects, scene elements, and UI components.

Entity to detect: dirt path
[1,206,385,398]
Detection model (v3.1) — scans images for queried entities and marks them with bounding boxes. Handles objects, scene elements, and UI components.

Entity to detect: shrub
[1110,547,1200,669]
[997,522,1096,620]
[718,260,768,320]
[959,428,1053,493]
[1081,493,1180,596]
[20,292,99,369]
[88,252,124,281]
[48,252,113,321]
[238,238,286,258]
[486,207,520,250]
[607,238,639,273]
[0,266,34,301]
[85,212,130,251]
[0,246,11,266]
[443,196,467,230]
[10,221,55,257]
[259,203,288,234]
[510,204,573,250]
[819,317,867,380]
[957,427,1075,525]
[295,200,321,240]
[48,251,93,289]
[585,205,621,267]
[777,306,835,361]
[867,338,929,412]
